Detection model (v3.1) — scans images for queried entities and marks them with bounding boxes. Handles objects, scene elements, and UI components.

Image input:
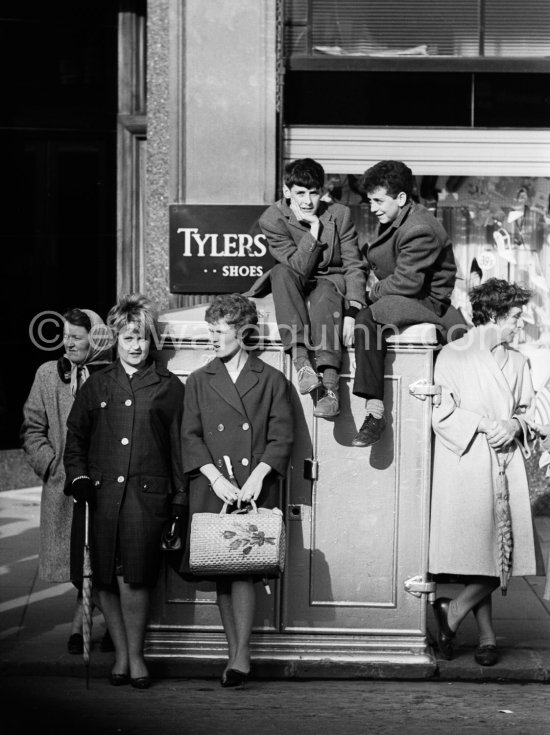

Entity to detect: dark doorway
[0,3,117,449]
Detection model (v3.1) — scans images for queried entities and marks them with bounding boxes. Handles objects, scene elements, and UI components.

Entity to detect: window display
[327,173,550,353]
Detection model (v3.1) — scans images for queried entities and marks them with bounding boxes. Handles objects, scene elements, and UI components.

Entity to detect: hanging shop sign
[169,205,275,294]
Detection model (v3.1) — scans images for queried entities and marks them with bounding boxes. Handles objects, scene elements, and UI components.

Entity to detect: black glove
[70,477,95,505]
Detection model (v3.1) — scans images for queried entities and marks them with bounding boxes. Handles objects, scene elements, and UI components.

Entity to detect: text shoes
[351,415,386,447]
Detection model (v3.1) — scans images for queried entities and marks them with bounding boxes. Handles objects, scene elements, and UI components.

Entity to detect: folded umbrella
[82,502,93,688]
[493,450,514,596]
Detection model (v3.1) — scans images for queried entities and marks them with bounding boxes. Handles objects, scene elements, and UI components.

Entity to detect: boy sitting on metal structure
[245,157,366,419]
[351,160,468,448]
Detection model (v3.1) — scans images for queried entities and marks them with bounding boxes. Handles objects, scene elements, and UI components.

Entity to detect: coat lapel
[131,359,163,391]
[207,359,247,416]
[235,354,262,400]
[467,328,515,409]
[108,361,133,396]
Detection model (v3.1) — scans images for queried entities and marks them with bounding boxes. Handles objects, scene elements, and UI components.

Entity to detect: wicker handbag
[189,501,286,577]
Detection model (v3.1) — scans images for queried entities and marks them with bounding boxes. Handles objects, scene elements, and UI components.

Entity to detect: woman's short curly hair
[106,293,158,339]
[205,293,258,334]
[469,278,531,326]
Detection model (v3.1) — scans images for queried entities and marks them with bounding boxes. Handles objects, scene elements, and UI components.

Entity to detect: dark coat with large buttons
[64,359,186,587]
[179,353,293,577]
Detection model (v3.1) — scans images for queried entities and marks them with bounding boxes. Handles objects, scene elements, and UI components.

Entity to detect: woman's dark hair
[63,308,92,332]
[469,278,531,326]
[284,158,325,190]
[359,160,414,199]
[205,293,258,335]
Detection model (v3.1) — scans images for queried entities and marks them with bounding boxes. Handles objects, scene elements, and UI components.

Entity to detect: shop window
[285,0,550,58]
[325,173,550,347]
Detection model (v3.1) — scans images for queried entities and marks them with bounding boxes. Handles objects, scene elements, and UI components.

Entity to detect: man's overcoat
[429,327,541,578]
[64,360,186,586]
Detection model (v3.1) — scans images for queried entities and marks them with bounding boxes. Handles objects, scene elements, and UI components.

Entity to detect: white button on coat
[117,476,125,483]
[241,458,249,466]
[100,401,107,408]
[125,399,132,406]
[121,438,129,445]
[242,422,250,431]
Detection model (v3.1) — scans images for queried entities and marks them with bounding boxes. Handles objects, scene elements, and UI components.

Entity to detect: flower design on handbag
[222,523,276,557]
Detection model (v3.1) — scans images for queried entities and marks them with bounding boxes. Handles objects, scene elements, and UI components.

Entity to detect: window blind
[285,0,550,58]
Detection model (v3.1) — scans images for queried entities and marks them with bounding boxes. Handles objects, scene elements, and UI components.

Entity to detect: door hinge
[403,575,436,601]
[303,458,319,481]
[409,379,441,407]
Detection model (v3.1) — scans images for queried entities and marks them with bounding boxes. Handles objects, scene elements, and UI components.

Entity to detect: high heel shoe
[433,597,456,661]
[130,676,152,690]
[221,668,248,688]
[109,673,130,686]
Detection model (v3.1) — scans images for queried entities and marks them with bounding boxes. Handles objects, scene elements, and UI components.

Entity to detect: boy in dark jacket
[352,160,468,447]
[246,158,366,419]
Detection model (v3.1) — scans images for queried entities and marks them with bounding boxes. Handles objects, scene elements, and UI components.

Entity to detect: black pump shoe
[474,644,498,666]
[221,668,248,688]
[433,597,456,660]
[109,673,130,686]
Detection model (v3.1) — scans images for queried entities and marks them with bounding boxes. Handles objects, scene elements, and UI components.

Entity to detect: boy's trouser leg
[270,264,310,352]
[308,279,343,370]
[352,307,386,400]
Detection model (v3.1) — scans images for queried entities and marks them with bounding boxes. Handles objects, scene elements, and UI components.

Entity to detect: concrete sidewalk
[2,486,550,682]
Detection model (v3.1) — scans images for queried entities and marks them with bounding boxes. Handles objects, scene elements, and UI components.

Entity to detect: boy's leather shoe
[313,390,340,419]
[352,415,386,447]
[296,365,321,394]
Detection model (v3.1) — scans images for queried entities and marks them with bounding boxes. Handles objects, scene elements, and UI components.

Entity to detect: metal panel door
[283,346,435,639]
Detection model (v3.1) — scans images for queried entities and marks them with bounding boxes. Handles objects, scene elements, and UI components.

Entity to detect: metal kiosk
[148,295,440,679]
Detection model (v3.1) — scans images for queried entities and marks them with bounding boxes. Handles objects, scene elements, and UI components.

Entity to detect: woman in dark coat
[181,293,293,687]
[64,294,186,689]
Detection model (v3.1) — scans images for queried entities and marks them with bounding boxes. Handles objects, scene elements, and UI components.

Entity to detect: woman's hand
[524,416,550,439]
[210,475,239,505]
[238,476,264,506]
[485,419,519,449]
[237,462,271,507]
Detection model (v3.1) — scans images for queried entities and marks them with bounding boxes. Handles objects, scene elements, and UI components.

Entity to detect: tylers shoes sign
[169,205,275,294]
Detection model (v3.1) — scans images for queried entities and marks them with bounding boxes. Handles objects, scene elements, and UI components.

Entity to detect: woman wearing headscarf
[21,307,111,654]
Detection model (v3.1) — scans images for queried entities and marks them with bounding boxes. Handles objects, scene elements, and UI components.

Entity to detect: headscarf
[63,308,112,396]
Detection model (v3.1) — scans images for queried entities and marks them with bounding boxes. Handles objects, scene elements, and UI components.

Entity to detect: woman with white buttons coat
[180,294,293,687]
[64,294,186,689]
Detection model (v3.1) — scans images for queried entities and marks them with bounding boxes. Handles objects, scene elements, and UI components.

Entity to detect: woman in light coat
[429,278,541,667]
[21,307,111,654]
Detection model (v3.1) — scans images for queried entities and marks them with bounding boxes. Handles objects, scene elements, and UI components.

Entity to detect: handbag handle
[220,499,258,516]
